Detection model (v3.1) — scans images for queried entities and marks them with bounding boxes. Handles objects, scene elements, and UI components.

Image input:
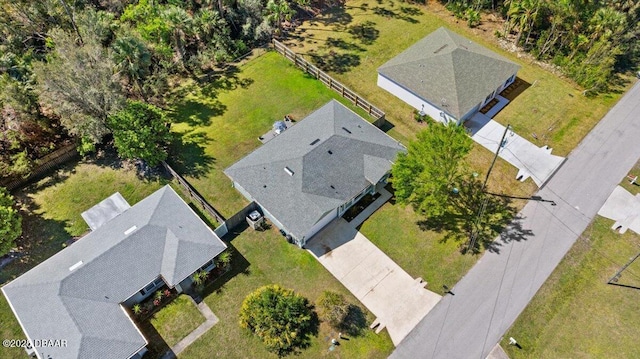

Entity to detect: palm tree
[161,6,194,68]
[588,7,626,46]
[266,0,294,36]
[508,0,540,46]
[111,36,151,99]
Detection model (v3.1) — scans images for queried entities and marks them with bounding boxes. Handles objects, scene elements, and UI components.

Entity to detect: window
[140,277,164,296]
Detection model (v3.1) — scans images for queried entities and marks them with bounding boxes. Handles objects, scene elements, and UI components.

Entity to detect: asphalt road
[391,80,640,359]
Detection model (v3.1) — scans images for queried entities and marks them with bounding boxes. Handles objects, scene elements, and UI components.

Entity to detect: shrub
[218,251,232,268]
[239,285,317,355]
[0,187,21,256]
[316,291,349,329]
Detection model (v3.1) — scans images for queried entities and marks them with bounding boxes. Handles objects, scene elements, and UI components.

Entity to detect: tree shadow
[415,179,520,254]
[0,192,71,284]
[308,50,361,74]
[168,131,216,178]
[347,21,380,45]
[326,37,365,52]
[400,5,423,16]
[198,242,251,298]
[169,99,226,127]
[312,4,354,29]
[372,6,419,23]
[339,304,367,337]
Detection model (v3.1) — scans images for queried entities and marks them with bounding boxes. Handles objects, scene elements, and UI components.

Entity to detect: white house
[1,186,227,359]
[377,27,520,125]
[224,100,406,247]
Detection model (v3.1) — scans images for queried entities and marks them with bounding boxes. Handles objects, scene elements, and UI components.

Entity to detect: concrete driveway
[306,219,441,346]
[465,97,565,187]
[598,185,640,234]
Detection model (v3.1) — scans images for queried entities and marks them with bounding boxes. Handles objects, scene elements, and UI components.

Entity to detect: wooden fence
[1,143,78,191]
[161,161,226,224]
[272,39,387,124]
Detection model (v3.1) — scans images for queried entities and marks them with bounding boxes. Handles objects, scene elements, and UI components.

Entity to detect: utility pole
[468,124,510,253]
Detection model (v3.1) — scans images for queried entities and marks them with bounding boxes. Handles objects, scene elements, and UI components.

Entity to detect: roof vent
[330,185,335,189]
[284,167,294,176]
[434,44,448,54]
[310,138,320,145]
[328,150,333,155]
[124,225,138,235]
[69,261,83,272]
[341,127,352,134]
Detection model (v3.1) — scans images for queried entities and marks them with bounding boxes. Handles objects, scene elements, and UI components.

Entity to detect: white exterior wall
[304,208,337,243]
[377,74,459,124]
[378,72,519,125]
[231,181,253,203]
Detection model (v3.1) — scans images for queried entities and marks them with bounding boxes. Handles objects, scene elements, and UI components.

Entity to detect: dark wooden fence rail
[272,39,387,123]
[1,143,78,191]
[161,161,226,224]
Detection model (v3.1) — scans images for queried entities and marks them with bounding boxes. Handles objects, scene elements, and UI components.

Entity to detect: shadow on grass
[309,51,361,74]
[170,99,226,127]
[1,192,71,285]
[136,319,171,359]
[372,6,419,23]
[198,242,251,298]
[347,21,380,45]
[313,4,354,29]
[412,180,522,254]
[326,37,365,52]
[340,304,367,337]
[168,131,216,178]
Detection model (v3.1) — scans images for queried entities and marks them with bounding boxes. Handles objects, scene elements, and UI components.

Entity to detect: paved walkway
[597,185,640,234]
[465,98,565,187]
[391,81,640,359]
[161,298,219,359]
[307,189,441,346]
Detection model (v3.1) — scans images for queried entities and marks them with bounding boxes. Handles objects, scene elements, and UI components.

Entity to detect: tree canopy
[0,187,22,256]
[392,122,473,218]
[108,101,172,166]
[239,284,317,355]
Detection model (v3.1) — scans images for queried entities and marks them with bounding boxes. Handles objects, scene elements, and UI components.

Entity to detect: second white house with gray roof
[377,27,520,125]
[225,100,405,247]
[1,185,227,359]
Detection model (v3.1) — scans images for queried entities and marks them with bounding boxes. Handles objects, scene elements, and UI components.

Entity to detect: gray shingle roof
[1,185,227,359]
[224,100,405,240]
[378,27,520,119]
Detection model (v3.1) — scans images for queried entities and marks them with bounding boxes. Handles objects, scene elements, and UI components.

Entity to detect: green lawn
[360,201,474,294]
[167,50,373,218]
[285,0,626,157]
[1,155,167,285]
[179,227,394,359]
[151,295,205,347]
[0,294,26,359]
[502,216,640,358]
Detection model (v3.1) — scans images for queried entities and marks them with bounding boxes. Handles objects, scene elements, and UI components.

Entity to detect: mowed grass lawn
[502,216,640,358]
[284,0,626,193]
[151,295,205,347]
[179,227,394,359]
[1,156,168,359]
[167,50,372,218]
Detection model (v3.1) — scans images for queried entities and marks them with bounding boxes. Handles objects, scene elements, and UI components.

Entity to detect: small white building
[377,27,520,125]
